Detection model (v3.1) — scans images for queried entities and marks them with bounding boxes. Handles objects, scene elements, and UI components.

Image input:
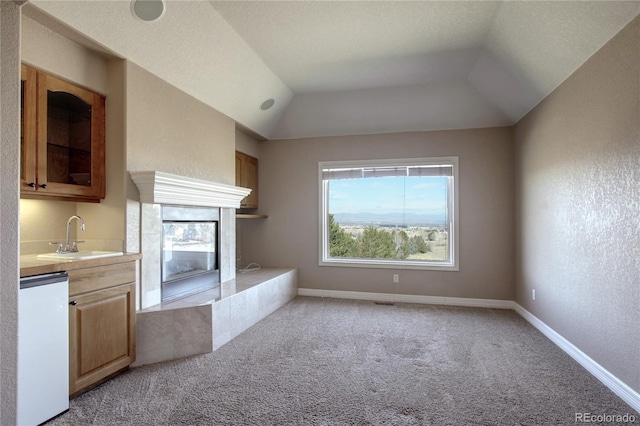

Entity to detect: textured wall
[235,128,261,268]
[19,200,76,243]
[126,62,235,186]
[241,128,515,300]
[515,16,639,393]
[235,128,261,159]
[77,59,127,245]
[29,0,292,139]
[21,14,108,95]
[19,15,126,250]
[1,2,22,422]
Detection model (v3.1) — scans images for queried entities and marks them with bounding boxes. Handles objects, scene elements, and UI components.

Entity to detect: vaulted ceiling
[29,1,640,140]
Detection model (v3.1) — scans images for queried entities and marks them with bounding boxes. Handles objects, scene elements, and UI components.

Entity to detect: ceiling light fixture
[131,0,165,22]
[260,99,275,111]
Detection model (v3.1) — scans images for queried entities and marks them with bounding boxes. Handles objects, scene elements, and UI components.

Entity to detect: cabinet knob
[39,183,47,189]
[69,300,77,306]
[27,182,36,188]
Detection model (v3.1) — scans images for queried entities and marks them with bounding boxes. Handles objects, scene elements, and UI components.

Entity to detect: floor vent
[374,301,395,306]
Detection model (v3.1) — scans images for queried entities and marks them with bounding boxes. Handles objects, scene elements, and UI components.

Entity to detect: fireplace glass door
[161,206,220,302]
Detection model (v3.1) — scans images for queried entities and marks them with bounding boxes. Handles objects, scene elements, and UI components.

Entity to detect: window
[319,157,458,271]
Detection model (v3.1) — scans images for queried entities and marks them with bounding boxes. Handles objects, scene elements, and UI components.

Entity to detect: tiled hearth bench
[134,268,297,366]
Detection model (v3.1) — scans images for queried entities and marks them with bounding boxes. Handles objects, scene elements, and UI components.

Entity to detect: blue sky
[328,176,448,217]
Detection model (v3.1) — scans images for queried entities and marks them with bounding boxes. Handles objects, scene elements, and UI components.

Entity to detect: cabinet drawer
[69,262,135,296]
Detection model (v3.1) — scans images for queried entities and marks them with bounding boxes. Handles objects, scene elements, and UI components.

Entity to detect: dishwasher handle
[20,272,69,290]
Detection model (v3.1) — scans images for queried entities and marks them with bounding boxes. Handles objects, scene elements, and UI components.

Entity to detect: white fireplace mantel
[129,171,251,208]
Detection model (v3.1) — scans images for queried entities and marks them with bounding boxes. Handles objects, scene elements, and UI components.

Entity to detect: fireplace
[129,170,251,309]
[161,205,220,302]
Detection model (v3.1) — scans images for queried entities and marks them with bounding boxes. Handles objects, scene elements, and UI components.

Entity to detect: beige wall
[125,61,235,186]
[124,62,239,308]
[19,200,76,244]
[241,128,515,300]
[515,16,639,393]
[235,127,261,159]
[235,128,261,268]
[19,16,126,254]
[21,14,108,95]
[19,21,239,252]
[1,2,22,422]
[77,59,127,246]
[17,18,239,251]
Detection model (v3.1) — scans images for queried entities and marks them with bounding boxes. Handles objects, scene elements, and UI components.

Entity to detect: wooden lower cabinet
[68,262,136,396]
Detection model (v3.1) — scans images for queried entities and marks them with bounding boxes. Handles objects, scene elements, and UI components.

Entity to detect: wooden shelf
[47,142,91,154]
[236,213,268,219]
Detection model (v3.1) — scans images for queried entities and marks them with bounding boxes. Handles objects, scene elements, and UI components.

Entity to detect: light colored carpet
[49,297,637,425]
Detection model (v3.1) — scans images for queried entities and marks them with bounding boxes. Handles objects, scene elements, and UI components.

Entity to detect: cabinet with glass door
[21,64,106,202]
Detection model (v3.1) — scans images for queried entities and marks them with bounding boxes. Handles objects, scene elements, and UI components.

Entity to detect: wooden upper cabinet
[20,64,37,191]
[236,151,258,209]
[21,64,106,202]
[235,152,243,191]
[243,155,258,209]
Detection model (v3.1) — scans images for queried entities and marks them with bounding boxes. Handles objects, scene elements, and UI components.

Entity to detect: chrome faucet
[64,215,85,253]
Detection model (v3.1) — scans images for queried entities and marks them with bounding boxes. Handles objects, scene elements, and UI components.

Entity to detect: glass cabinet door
[46,91,93,187]
[36,71,105,199]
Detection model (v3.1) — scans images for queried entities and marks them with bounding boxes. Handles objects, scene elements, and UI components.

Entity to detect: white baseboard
[513,303,640,414]
[297,288,514,309]
[297,288,639,413]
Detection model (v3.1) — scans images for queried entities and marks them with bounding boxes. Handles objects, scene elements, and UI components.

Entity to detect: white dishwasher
[18,272,69,426]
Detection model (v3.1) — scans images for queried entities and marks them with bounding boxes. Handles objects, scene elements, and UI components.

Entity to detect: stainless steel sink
[36,251,123,261]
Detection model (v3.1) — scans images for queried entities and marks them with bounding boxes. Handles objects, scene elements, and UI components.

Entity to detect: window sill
[319,258,458,272]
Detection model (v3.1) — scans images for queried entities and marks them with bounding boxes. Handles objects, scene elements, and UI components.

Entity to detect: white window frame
[318,157,459,271]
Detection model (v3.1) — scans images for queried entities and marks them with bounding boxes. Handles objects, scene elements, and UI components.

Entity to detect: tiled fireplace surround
[129,171,297,366]
[136,202,236,309]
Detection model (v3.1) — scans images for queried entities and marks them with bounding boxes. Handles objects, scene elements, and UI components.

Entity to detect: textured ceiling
[211,1,501,93]
[30,1,640,140]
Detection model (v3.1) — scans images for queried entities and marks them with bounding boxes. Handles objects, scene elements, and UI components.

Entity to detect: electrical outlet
[532,289,536,301]
[393,274,399,283]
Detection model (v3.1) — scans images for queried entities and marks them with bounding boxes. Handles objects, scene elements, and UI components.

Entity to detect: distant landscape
[328,214,449,262]
[327,174,449,261]
[332,212,447,227]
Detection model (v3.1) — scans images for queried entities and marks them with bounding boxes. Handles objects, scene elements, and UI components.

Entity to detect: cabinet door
[235,151,243,189]
[20,64,37,191]
[69,282,136,395]
[236,151,259,209]
[36,71,106,199]
[242,155,259,209]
